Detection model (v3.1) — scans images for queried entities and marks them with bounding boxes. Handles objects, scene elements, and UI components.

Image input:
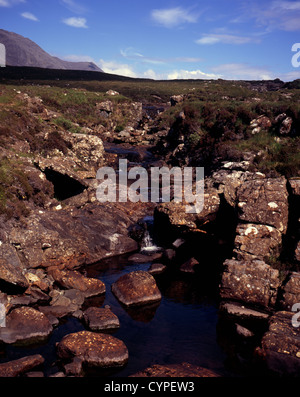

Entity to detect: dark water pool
[83,254,231,377]
[0,252,239,377]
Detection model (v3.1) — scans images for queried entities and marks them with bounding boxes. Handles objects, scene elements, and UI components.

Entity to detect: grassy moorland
[0,66,300,220]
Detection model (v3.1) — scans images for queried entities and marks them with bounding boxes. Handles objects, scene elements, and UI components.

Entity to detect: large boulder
[57,331,128,372]
[234,224,282,260]
[257,311,300,376]
[280,272,300,310]
[112,271,162,307]
[0,244,29,290]
[236,177,289,233]
[6,201,140,270]
[154,188,220,232]
[0,306,52,344]
[220,259,281,308]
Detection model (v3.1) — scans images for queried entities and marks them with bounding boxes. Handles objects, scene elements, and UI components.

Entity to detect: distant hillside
[0,29,103,72]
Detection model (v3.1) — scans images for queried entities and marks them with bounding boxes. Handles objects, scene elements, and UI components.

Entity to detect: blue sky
[1,0,300,80]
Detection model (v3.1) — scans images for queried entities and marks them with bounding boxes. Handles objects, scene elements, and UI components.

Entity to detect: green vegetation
[0,158,33,218]
[0,75,299,219]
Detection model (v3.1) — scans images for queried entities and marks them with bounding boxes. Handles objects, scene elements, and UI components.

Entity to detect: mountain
[0,29,103,72]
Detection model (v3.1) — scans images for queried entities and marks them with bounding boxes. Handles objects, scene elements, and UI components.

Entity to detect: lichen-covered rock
[132,362,220,377]
[220,259,281,308]
[83,307,120,331]
[154,189,220,231]
[0,306,52,344]
[0,244,29,289]
[236,177,289,233]
[280,272,300,310]
[57,331,128,371]
[112,271,161,307]
[234,223,282,260]
[257,311,300,376]
[0,354,44,377]
[49,268,105,297]
[7,201,140,270]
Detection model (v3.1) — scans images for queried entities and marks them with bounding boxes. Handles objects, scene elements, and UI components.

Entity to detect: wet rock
[0,354,44,377]
[112,271,162,307]
[83,307,120,331]
[132,362,220,377]
[257,311,300,376]
[219,302,270,322]
[38,304,72,321]
[57,331,128,371]
[49,288,85,315]
[49,268,105,297]
[148,263,167,275]
[25,371,44,377]
[220,259,280,308]
[0,306,52,344]
[236,324,254,338]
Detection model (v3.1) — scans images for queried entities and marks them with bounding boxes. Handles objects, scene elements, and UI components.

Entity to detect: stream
[0,144,253,378]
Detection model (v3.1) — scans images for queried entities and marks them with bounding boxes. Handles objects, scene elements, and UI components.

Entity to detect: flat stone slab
[132,362,221,377]
[83,307,120,331]
[148,263,167,275]
[57,331,128,369]
[0,354,44,377]
[49,269,105,297]
[0,307,52,344]
[112,271,162,307]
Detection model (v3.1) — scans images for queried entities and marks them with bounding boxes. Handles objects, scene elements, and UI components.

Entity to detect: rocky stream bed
[0,89,299,378]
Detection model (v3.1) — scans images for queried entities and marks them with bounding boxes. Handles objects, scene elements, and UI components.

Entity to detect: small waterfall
[140,217,161,254]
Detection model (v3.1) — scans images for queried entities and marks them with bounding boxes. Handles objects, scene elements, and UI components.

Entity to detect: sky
[1,0,300,81]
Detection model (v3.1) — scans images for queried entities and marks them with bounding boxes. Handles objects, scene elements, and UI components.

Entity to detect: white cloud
[243,1,300,32]
[279,70,300,81]
[0,0,25,7]
[196,34,259,45]
[167,69,221,80]
[62,17,88,28]
[98,59,137,78]
[151,7,198,28]
[21,11,39,21]
[61,0,87,14]
[211,63,274,80]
